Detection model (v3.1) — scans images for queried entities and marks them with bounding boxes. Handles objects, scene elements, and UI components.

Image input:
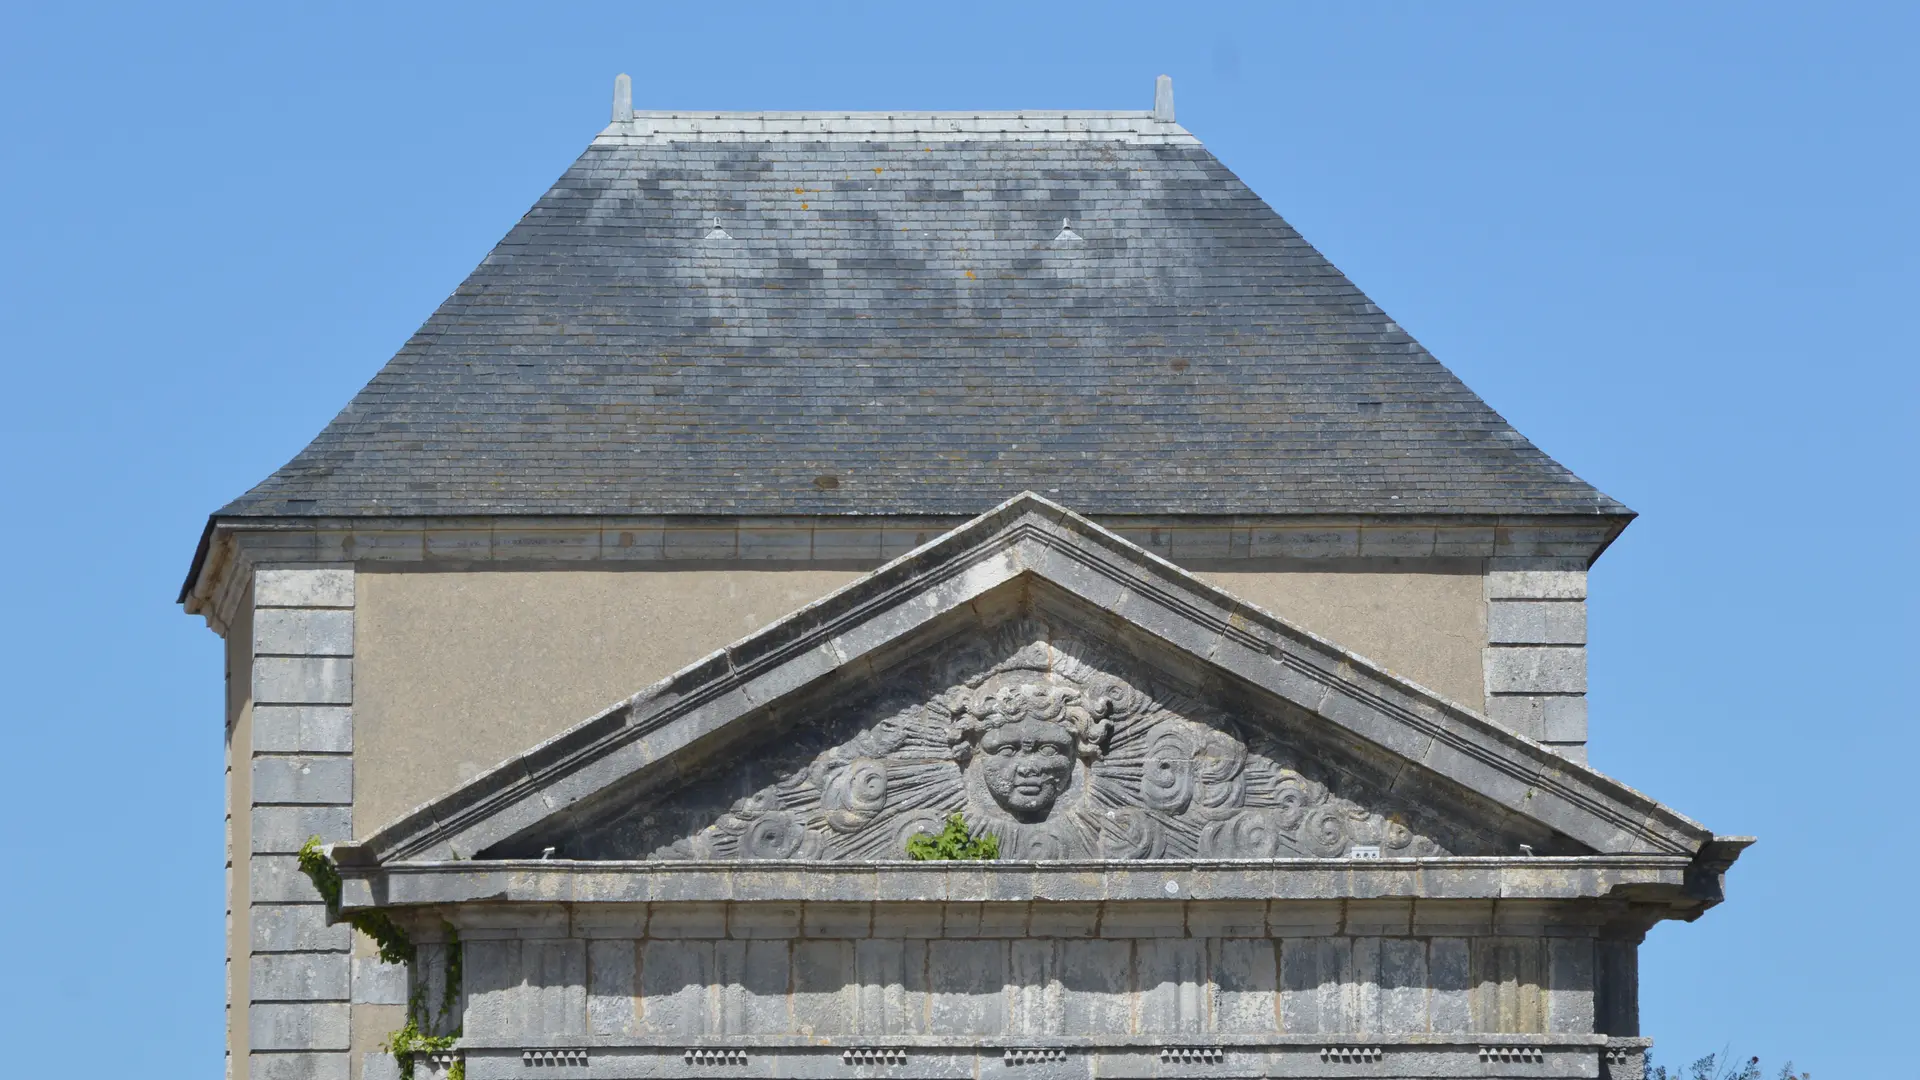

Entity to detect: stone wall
[447,902,1620,1042]
[1485,560,1589,763]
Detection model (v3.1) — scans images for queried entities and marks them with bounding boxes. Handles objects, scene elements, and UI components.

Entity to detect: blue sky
[1,3,1912,1075]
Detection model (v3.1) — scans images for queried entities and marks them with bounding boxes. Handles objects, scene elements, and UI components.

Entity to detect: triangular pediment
[357,494,1709,866]
[519,616,1564,862]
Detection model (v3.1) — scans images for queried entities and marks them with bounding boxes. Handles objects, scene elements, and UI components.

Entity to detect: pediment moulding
[342,495,1714,882]
[336,860,1707,929]
[179,508,1622,636]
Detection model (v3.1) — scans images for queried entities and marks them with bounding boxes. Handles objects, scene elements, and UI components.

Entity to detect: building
[181,74,1748,1080]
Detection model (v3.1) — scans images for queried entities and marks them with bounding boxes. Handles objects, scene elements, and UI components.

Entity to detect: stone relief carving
[580,621,1485,861]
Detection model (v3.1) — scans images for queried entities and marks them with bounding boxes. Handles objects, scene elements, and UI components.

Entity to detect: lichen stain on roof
[217,107,1627,520]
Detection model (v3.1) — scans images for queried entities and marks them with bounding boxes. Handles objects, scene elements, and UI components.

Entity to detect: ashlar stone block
[927,939,1007,1035]
[254,608,354,657]
[255,568,355,609]
[251,952,350,1002]
[252,706,352,754]
[1487,601,1587,645]
[1485,647,1587,695]
[251,903,351,954]
[253,755,354,806]
[253,657,353,706]
[251,805,352,854]
[586,940,638,1036]
[250,1002,349,1050]
[1486,568,1587,600]
[715,938,793,1035]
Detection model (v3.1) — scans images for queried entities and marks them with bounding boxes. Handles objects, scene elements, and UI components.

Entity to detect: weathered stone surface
[586,940,638,1035]
[255,608,354,657]
[251,952,350,1001]
[927,939,1006,1035]
[249,1050,350,1080]
[1488,601,1587,645]
[250,1002,349,1050]
[463,939,586,1038]
[252,903,351,953]
[350,957,408,1005]
[253,755,353,806]
[252,706,353,754]
[252,805,352,853]
[360,1053,401,1080]
[253,657,353,706]
[255,568,355,609]
[639,939,711,1036]
[1485,647,1588,695]
[252,856,324,904]
[1487,695,1588,741]
[1486,569,1588,600]
[716,938,792,1034]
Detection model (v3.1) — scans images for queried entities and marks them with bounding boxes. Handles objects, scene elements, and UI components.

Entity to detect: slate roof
[217,108,1628,520]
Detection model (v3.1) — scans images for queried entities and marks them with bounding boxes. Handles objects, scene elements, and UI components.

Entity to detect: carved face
[978,716,1077,820]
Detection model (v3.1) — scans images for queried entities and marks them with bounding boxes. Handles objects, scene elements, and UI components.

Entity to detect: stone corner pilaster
[245,566,357,1080]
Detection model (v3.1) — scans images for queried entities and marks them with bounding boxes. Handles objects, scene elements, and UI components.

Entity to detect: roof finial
[612,73,634,124]
[1152,75,1175,123]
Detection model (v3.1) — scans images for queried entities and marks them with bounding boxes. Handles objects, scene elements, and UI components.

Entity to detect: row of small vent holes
[587,1045,1553,1067]
[517,1045,1568,1068]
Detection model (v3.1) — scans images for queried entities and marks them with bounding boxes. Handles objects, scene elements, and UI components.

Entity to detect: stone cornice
[336,855,1697,914]
[179,510,1630,636]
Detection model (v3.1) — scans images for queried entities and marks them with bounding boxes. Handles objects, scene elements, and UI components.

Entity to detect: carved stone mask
[952,677,1111,822]
[978,716,1077,820]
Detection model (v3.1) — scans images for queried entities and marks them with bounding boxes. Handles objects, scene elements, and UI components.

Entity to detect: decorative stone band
[455,1038,1642,1079]
[1483,1047,1548,1063]
[1003,1049,1070,1065]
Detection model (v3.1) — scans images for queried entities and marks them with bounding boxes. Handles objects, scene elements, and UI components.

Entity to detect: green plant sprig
[297,837,464,1080]
[904,814,999,860]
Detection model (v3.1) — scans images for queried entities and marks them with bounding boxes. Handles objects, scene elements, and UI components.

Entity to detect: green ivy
[298,837,464,1079]
[904,814,999,860]
[295,836,414,965]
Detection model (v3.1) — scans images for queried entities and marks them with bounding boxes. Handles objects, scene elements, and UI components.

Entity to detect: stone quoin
[183,74,1747,1080]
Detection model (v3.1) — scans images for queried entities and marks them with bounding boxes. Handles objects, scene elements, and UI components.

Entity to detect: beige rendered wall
[351,565,1486,835]
[352,569,864,833]
[225,588,253,1080]
[1197,566,1486,707]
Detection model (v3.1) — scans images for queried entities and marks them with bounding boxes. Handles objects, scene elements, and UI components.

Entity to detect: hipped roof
[217,108,1628,520]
